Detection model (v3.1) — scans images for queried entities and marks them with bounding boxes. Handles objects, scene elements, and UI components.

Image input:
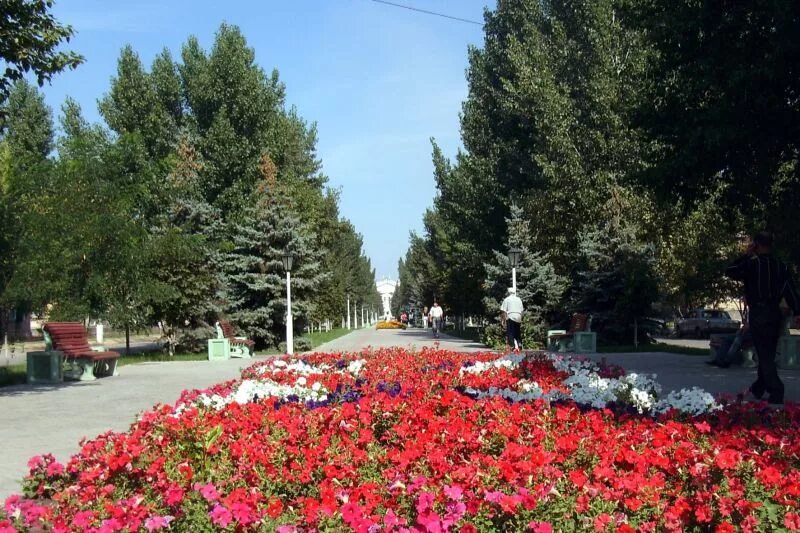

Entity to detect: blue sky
[41,0,489,279]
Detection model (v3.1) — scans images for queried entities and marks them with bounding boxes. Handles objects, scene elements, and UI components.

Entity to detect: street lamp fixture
[282,251,294,272]
[508,247,522,292]
[283,250,294,354]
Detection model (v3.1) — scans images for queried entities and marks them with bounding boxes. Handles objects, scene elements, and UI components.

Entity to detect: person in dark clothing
[725,232,800,404]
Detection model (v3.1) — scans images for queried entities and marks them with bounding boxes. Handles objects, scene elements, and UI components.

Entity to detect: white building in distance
[376,278,398,319]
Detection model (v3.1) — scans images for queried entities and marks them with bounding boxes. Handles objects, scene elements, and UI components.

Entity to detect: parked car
[675,309,741,338]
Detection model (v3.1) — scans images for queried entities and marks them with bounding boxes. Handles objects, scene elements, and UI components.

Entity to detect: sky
[39,0,490,280]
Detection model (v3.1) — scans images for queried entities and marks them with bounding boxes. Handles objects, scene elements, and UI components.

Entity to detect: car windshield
[702,310,729,319]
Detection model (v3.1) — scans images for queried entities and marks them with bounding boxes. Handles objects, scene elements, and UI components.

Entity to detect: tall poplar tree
[0,81,54,335]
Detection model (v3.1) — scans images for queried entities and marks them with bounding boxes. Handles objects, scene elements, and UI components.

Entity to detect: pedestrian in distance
[725,231,799,404]
[430,301,444,339]
[422,306,429,329]
[501,287,524,352]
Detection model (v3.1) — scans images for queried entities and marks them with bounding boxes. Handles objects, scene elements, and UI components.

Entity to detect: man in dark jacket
[725,232,799,404]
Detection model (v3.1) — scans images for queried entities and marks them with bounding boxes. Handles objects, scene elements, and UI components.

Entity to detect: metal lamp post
[282,250,294,355]
[508,247,522,293]
[347,294,351,330]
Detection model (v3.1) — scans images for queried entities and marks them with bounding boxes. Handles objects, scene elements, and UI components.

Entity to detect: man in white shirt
[500,287,524,351]
[429,301,444,338]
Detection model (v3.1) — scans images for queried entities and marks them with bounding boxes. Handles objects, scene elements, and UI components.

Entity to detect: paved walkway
[1,327,797,500]
[583,352,800,403]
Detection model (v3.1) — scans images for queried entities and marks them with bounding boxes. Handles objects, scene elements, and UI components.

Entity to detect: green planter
[207,339,230,361]
[27,351,64,384]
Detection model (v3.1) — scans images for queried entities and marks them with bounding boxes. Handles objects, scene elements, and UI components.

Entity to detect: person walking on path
[430,301,444,339]
[422,306,429,329]
[725,231,799,404]
[501,287,524,352]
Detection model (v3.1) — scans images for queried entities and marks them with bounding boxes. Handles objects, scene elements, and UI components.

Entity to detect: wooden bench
[216,320,254,358]
[43,322,120,381]
[547,313,597,353]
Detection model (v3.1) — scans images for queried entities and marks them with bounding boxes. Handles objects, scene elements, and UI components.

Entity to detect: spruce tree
[571,221,659,344]
[223,187,326,348]
[483,205,567,345]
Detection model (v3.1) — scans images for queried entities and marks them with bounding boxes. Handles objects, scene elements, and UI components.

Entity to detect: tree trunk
[125,324,130,356]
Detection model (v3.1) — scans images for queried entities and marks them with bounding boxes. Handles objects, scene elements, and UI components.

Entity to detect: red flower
[785,512,800,531]
[266,498,284,518]
[714,449,741,470]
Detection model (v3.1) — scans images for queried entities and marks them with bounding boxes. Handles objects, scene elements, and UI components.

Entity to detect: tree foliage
[0,0,83,121]
[397,0,798,345]
[0,24,376,349]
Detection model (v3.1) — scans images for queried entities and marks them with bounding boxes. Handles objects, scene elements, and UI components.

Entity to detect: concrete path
[583,351,800,403]
[1,326,797,500]
[316,326,489,353]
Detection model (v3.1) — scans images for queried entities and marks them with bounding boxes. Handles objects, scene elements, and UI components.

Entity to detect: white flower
[347,359,366,375]
[461,351,718,418]
[653,387,721,416]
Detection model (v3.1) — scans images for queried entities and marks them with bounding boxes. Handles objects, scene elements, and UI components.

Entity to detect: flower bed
[3,348,800,532]
[376,320,406,330]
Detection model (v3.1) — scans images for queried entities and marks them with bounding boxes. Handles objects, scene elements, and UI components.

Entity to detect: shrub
[278,336,312,353]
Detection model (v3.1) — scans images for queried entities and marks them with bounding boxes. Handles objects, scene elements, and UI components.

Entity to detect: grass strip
[306,328,357,349]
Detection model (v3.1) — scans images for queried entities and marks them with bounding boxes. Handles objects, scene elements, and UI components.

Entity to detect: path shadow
[0,379,104,397]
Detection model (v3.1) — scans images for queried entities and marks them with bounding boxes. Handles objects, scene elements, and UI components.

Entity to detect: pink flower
[528,522,554,533]
[276,527,298,533]
[785,512,800,531]
[341,502,362,523]
[693,421,711,434]
[72,511,95,529]
[416,492,435,514]
[46,461,65,477]
[3,495,21,514]
[164,484,184,506]
[144,515,174,531]
[230,502,255,525]
[407,475,427,493]
[193,482,220,502]
[444,485,464,501]
[446,501,466,519]
[384,509,403,528]
[484,491,504,503]
[417,511,442,533]
[98,518,123,533]
[210,505,232,528]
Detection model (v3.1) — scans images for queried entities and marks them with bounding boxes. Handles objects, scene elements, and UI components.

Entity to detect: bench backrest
[43,322,91,356]
[569,313,589,333]
[219,320,235,338]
